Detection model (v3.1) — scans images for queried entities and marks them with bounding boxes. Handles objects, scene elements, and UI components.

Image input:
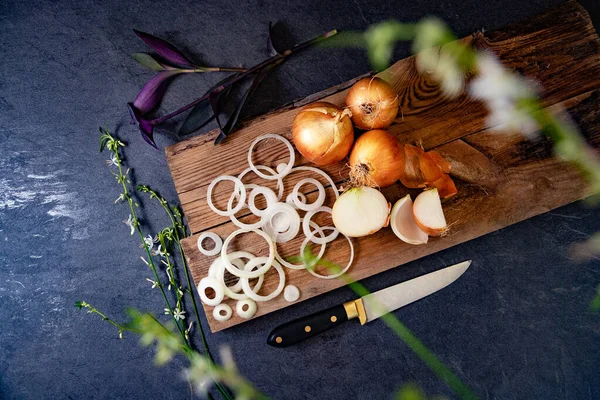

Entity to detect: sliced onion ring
[219,253,265,301]
[209,253,251,293]
[213,304,232,321]
[276,220,326,270]
[286,192,306,208]
[292,166,340,199]
[241,257,285,302]
[237,165,284,201]
[197,232,222,256]
[262,203,300,243]
[221,229,275,278]
[227,192,265,230]
[248,134,295,180]
[284,285,300,302]
[207,175,246,217]
[197,276,225,306]
[248,186,278,217]
[302,206,339,245]
[236,299,257,319]
[292,178,326,211]
[301,226,354,280]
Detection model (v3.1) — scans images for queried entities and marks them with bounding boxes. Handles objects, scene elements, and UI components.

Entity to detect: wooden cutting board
[166,0,600,332]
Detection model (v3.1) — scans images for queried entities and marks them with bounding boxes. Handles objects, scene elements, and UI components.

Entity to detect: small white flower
[146,278,158,289]
[173,308,186,321]
[152,244,166,257]
[469,53,539,137]
[141,234,154,250]
[140,256,149,266]
[123,214,135,235]
[164,308,171,315]
[119,331,123,340]
[114,193,125,204]
[105,155,119,167]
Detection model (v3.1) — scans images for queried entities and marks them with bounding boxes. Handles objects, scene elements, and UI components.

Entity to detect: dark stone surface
[1,0,599,399]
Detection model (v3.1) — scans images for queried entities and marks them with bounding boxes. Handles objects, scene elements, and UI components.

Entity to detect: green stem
[112,156,187,344]
[144,190,233,400]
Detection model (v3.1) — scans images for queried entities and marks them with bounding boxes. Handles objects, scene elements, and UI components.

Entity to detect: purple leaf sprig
[128,27,338,148]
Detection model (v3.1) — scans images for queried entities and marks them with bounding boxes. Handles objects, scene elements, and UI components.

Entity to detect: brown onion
[346,77,399,130]
[292,102,354,166]
[349,129,404,188]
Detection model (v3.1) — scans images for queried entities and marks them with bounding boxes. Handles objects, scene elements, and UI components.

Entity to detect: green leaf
[74,301,84,309]
[365,21,416,71]
[395,384,426,400]
[132,52,166,71]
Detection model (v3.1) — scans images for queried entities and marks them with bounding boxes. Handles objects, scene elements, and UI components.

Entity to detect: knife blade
[267,260,471,347]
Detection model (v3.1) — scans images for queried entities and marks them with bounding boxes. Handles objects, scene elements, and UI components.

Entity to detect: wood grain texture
[167,0,600,332]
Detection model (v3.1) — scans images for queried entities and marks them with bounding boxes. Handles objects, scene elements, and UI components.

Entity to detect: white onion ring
[227,192,265,230]
[248,134,295,180]
[301,226,354,280]
[197,276,225,306]
[209,253,251,293]
[213,304,232,321]
[207,175,246,217]
[302,206,339,245]
[221,229,275,278]
[284,285,300,302]
[237,165,284,201]
[275,220,327,270]
[292,166,340,199]
[197,232,222,256]
[286,192,306,209]
[220,255,265,300]
[292,178,326,211]
[248,186,278,217]
[241,257,285,302]
[262,203,300,243]
[276,163,288,174]
[236,299,257,319]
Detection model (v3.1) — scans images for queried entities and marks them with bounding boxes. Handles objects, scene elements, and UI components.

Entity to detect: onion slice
[301,226,354,280]
[292,178,326,211]
[413,188,447,236]
[197,232,222,256]
[248,134,295,180]
[240,257,285,302]
[390,195,428,245]
[248,186,278,217]
[213,304,233,321]
[276,220,327,270]
[218,252,265,301]
[207,175,246,217]
[197,276,225,306]
[284,285,300,302]
[221,229,275,278]
[237,165,284,201]
[302,206,339,244]
[262,203,301,243]
[236,299,257,319]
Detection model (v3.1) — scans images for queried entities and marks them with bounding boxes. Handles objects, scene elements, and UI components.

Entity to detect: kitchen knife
[267,260,471,347]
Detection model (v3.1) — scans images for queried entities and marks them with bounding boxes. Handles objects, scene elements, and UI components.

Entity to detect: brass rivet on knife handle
[343,299,367,325]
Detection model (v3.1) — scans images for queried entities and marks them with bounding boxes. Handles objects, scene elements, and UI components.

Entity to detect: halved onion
[413,189,447,236]
[390,195,428,245]
[332,186,390,237]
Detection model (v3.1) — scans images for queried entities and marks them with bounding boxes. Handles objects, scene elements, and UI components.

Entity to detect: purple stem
[150,29,338,126]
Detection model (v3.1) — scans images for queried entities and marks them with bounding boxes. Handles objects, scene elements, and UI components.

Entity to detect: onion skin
[426,151,452,173]
[398,144,426,188]
[349,130,404,187]
[430,174,458,198]
[346,77,399,130]
[292,101,354,166]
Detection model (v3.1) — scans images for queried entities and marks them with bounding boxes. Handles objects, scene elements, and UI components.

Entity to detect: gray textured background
[1,0,599,399]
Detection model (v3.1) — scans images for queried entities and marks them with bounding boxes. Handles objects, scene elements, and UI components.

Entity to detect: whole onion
[349,129,405,187]
[346,77,399,130]
[292,102,354,166]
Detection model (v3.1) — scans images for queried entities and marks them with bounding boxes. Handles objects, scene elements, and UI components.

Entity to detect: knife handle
[267,304,350,348]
